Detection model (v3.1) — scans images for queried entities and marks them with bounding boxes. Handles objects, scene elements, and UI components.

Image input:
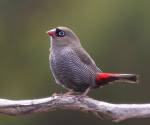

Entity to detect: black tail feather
[96,73,139,86]
[113,74,139,83]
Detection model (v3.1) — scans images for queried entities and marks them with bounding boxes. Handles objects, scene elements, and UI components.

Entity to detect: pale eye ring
[58,31,65,37]
[56,28,66,37]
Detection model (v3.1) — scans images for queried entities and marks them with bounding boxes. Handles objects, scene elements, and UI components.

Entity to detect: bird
[47,26,138,96]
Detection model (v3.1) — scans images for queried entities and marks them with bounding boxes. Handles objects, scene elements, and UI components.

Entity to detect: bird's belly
[50,54,95,92]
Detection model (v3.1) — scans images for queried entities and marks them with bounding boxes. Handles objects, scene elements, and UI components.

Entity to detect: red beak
[47,30,55,36]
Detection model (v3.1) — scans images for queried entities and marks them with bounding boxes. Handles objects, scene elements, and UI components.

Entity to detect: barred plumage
[50,47,100,92]
[47,26,138,94]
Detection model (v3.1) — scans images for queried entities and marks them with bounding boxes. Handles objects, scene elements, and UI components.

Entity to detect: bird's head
[47,26,80,47]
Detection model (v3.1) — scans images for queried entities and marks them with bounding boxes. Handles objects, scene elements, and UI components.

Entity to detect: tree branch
[0,95,149,122]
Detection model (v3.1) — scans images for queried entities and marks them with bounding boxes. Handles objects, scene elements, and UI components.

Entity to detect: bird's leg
[52,92,63,96]
[81,87,91,97]
[63,89,75,96]
[75,87,91,100]
[73,87,91,101]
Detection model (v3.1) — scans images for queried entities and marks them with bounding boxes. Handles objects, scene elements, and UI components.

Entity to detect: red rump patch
[96,73,112,81]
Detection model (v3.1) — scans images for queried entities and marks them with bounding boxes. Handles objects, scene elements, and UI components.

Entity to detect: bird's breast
[49,48,97,92]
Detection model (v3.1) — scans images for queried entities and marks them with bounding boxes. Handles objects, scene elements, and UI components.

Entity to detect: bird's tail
[95,72,139,86]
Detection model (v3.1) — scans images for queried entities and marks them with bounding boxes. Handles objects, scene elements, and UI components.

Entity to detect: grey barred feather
[50,47,100,92]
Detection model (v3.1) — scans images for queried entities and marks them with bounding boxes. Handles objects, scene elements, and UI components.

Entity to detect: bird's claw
[52,92,63,97]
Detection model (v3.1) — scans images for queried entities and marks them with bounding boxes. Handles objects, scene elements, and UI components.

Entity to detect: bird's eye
[58,31,65,37]
[56,28,65,37]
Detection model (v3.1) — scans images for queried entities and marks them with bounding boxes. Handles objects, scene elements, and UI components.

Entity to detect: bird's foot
[73,94,89,101]
[73,87,91,100]
[52,92,63,97]
[63,90,75,96]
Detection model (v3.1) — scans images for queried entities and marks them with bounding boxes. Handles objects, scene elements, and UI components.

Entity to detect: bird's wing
[74,47,102,72]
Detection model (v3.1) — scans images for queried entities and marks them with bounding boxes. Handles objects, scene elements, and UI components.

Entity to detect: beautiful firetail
[47,27,138,95]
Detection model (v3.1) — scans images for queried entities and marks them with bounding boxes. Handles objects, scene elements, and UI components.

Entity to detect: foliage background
[0,0,150,124]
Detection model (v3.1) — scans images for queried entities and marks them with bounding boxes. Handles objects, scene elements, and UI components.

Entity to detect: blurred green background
[0,0,150,124]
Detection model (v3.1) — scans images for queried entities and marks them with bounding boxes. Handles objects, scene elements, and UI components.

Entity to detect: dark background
[0,0,150,124]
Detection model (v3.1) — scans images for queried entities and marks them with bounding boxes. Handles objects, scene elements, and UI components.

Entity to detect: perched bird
[47,26,138,96]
